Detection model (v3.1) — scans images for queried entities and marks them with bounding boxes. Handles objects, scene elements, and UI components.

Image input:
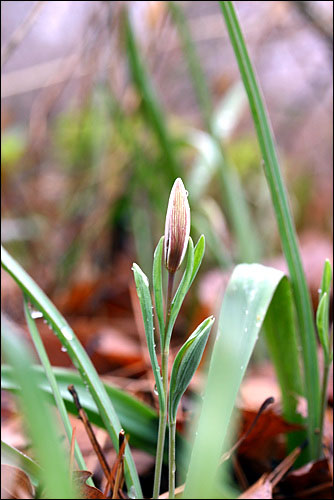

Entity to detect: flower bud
[164,178,190,273]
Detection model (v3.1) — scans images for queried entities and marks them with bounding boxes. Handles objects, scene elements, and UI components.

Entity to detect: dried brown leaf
[73,470,106,499]
[1,464,34,500]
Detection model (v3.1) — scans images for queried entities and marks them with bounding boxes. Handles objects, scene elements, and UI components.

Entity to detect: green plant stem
[153,350,168,499]
[318,329,333,457]
[220,1,320,459]
[153,272,175,498]
[168,421,176,499]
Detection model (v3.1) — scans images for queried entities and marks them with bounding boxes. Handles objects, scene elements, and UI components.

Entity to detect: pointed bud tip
[164,177,191,273]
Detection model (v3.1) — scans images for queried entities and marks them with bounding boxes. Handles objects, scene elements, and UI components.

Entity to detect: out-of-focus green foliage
[1,128,26,168]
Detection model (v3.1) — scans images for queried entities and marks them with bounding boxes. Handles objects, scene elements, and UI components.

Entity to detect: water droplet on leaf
[60,325,73,341]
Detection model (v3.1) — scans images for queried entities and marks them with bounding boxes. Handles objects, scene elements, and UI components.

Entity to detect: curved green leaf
[169,316,214,423]
[316,259,332,362]
[1,245,142,498]
[184,263,303,498]
[2,365,159,455]
[23,296,89,478]
[319,258,332,299]
[153,236,165,348]
[317,293,331,362]
[124,9,178,182]
[189,235,205,289]
[165,238,194,348]
[132,263,165,412]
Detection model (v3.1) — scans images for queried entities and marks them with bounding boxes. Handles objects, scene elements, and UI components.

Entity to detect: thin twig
[108,430,128,499]
[2,1,46,68]
[68,384,110,480]
[69,425,77,477]
[267,440,307,486]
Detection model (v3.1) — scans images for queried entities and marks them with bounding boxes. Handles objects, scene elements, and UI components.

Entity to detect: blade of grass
[2,365,159,455]
[167,1,212,130]
[220,0,320,459]
[1,245,142,498]
[124,9,179,183]
[23,296,90,481]
[316,259,333,457]
[184,263,303,498]
[1,319,77,499]
[2,365,188,468]
[169,1,261,263]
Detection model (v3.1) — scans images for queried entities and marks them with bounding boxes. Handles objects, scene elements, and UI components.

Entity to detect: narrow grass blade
[184,263,303,498]
[2,365,159,455]
[316,259,332,362]
[220,0,320,459]
[124,9,179,182]
[317,293,331,361]
[169,316,214,423]
[153,236,165,347]
[132,263,165,412]
[317,259,333,457]
[1,245,142,498]
[169,1,260,263]
[168,1,212,130]
[1,441,41,487]
[165,238,194,347]
[192,212,232,268]
[23,296,89,478]
[2,320,77,498]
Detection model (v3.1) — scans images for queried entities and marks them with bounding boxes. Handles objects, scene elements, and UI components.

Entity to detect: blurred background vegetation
[1,1,332,334]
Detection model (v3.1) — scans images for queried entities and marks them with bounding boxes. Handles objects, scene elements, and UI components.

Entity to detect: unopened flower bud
[164,178,190,274]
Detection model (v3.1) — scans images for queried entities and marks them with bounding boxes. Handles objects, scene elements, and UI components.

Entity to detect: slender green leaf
[1,441,41,486]
[168,1,212,130]
[2,365,159,455]
[165,238,194,347]
[184,263,303,498]
[169,316,214,423]
[319,259,332,299]
[168,1,260,263]
[192,212,232,268]
[132,263,165,412]
[124,9,178,182]
[220,1,320,459]
[189,235,205,288]
[317,293,330,362]
[1,321,77,499]
[2,365,189,470]
[153,236,165,347]
[1,245,142,498]
[316,259,332,362]
[23,296,89,479]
